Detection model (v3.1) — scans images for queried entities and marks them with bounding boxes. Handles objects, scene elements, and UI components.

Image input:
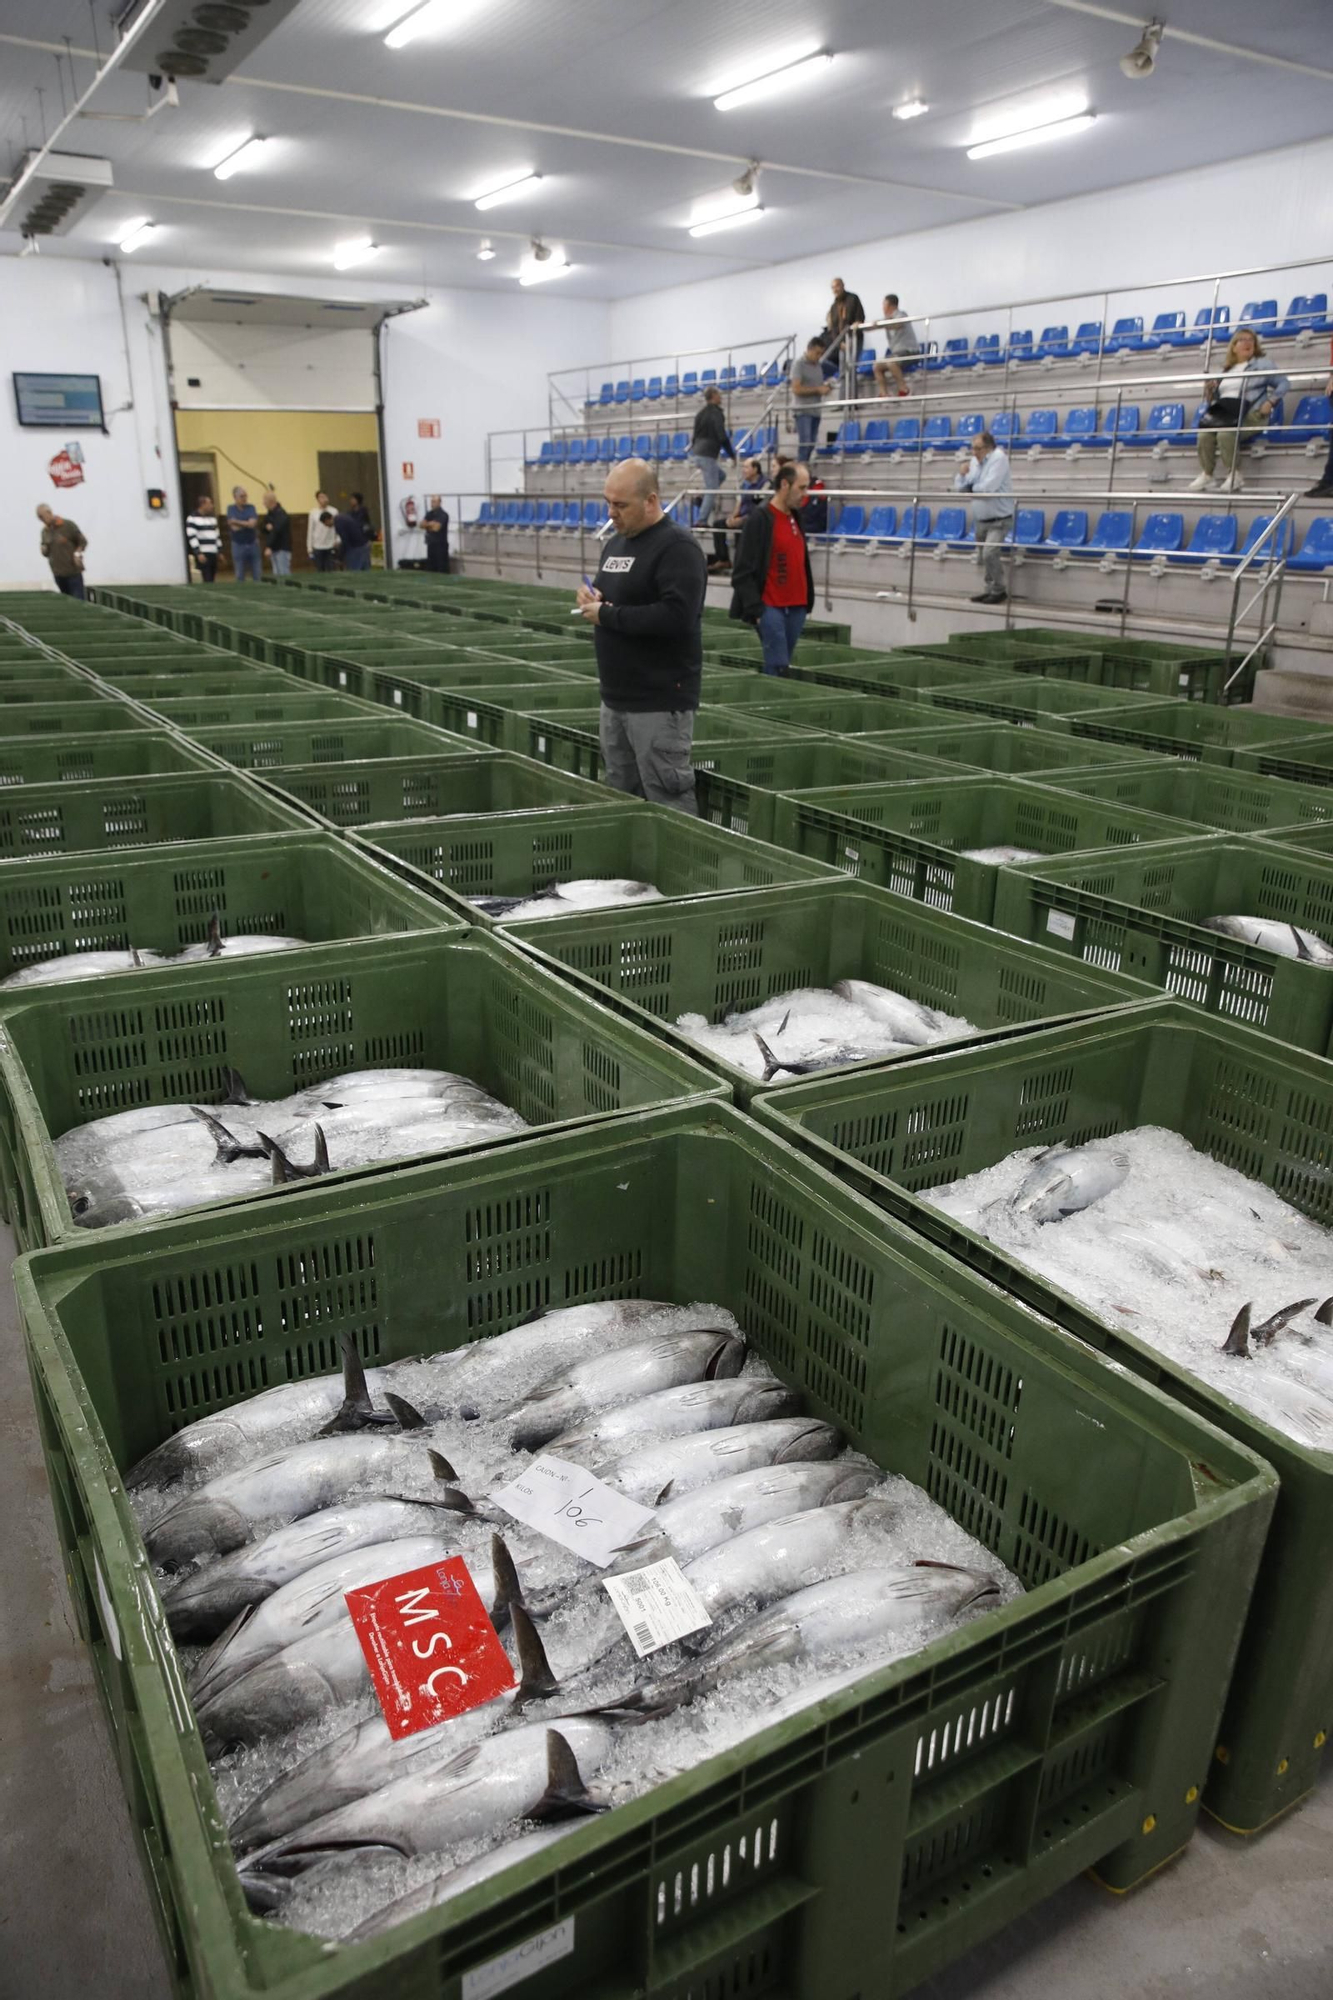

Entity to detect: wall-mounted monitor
[13,372,105,430]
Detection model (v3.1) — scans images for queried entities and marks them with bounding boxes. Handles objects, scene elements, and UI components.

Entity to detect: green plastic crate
[907,638,1237,703]
[991,834,1333,1051]
[520,706,810,780]
[0,769,309,860]
[15,1097,1273,1998]
[1051,761,1333,837]
[369,661,580,718]
[749,692,951,735]
[1229,737,1333,788]
[695,739,962,843]
[859,720,1170,778]
[506,878,1155,1100]
[355,800,837,920]
[768,777,1199,924]
[750,997,1333,1831]
[258,750,613,827]
[0,678,127,708]
[408,680,611,749]
[924,677,1176,726]
[791,652,1014,695]
[0,931,727,1248]
[140,691,377,729]
[0,698,152,739]
[1062,701,1333,765]
[189,715,472,770]
[0,658,91,684]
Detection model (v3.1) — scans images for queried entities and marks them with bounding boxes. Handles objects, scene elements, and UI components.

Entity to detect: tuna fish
[1010,1143,1130,1223]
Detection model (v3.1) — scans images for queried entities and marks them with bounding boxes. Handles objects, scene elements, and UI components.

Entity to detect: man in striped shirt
[185,494,221,584]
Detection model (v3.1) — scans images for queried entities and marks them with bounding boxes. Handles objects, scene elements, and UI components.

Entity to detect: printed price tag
[603,1557,712,1658]
[346,1556,515,1741]
[1046,909,1077,940]
[491,1455,655,1569]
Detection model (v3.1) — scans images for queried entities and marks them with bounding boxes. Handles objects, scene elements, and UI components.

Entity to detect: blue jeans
[693,454,725,525]
[269,549,291,576]
[232,541,261,582]
[757,604,807,676]
[344,544,372,571]
[55,572,86,599]
[795,410,820,461]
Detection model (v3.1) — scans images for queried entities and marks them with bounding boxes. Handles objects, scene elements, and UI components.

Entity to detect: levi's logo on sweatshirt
[601,556,635,573]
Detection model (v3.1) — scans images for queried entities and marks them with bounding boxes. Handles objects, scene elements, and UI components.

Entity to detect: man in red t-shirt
[1307,335,1333,498]
[727,462,815,675]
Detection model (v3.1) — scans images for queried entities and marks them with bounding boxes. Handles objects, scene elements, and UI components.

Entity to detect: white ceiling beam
[1041,2,1333,83]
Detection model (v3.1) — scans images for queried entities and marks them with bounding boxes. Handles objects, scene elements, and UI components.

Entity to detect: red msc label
[345,1556,516,1741]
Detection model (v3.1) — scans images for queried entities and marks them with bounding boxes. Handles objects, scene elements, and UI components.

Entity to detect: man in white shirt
[871,295,922,398]
[306,488,339,571]
[954,431,1015,604]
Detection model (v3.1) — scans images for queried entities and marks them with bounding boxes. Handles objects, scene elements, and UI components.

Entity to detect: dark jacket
[592,516,708,711]
[333,510,369,550]
[351,503,375,539]
[729,503,815,623]
[690,401,736,461]
[263,503,291,553]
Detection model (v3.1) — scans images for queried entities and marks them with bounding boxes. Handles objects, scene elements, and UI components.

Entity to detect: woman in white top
[1191,328,1289,492]
[306,488,339,570]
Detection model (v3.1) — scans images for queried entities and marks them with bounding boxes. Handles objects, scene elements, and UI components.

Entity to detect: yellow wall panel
[173,408,380,512]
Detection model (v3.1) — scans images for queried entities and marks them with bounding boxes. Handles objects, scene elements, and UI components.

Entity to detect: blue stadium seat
[856,346,877,377]
[502,500,521,526]
[534,500,552,527]
[922,415,953,450]
[551,439,568,466]
[1105,315,1144,354]
[1085,510,1134,554]
[566,438,585,466]
[887,505,931,542]
[763,363,782,388]
[1061,407,1098,445]
[701,368,717,387]
[1070,321,1103,356]
[833,504,867,538]
[616,434,633,458]
[472,500,493,526]
[599,382,615,406]
[1239,298,1279,339]
[1278,294,1332,339]
[654,432,671,460]
[1087,406,1141,448]
[1168,515,1239,566]
[537,440,555,467]
[930,337,974,371]
[1012,509,1046,547]
[1170,305,1229,348]
[861,419,891,453]
[955,413,985,450]
[834,419,862,455]
[630,378,647,403]
[583,500,605,529]
[1007,329,1035,363]
[889,416,922,453]
[718,366,737,392]
[671,430,690,461]
[517,500,536,527]
[974,334,1002,366]
[990,411,1022,448]
[1024,409,1059,448]
[865,505,897,540]
[646,376,663,402]
[1128,402,1186,448]
[563,500,584,527]
[633,433,652,457]
[1226,515,1295,568]
[664,373,680,397]
[1133,311,1185,350]
[739,363,759,389]
[1289,519,1333,573]
[1130,512,1185,560]
[933,507,971,545]
[1044,509,1089,552]
[682,371,699,394]
[758,424,777,452]
[1034,325,1069,360]
[1274,395,1332,446]
[614,380,630,404]
[598,436,616,464]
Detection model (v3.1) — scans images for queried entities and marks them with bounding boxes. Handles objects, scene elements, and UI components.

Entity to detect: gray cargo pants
[978,518,1009,593]
[599,704,698,814]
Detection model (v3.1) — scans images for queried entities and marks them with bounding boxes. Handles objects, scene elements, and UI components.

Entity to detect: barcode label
[603,1557,712,1658]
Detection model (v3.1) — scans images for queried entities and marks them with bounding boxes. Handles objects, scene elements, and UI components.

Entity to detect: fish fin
[510,1602,560,1705]
[223,1065,253,1106]
[705,1334,746,1382]
[238,1870,288,1915]
[206,913,224,958]
[652,1479,675,1506]
[515,1303,546,1328]
[252,1837,410,1878]
[776,1009,791,1038]
[1222,1303,1252,1357]
[316,1334,390,1434]
[259,1131,296,1184]
[311,1124,330,1175]
[752,1032,784,1083]
[130,947,144,970]
[530,1729,607,1821]
[383,1391,427,1431]
[1252,1298,1319,1345]
[1316,1297,1333,1328]
[189,1105,266,1165]
[427,1448,459,1484]
[912,1558,1002,1608]
[1292,925,1313,962]
[188,1603,254,1698]
[490,1533,525,1622]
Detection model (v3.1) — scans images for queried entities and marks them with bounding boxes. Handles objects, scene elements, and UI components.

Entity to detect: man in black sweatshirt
[690,384,737,573]
[575,457,707,813]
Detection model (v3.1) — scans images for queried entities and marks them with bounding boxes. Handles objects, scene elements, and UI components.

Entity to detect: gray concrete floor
[1,1216,1329,2000]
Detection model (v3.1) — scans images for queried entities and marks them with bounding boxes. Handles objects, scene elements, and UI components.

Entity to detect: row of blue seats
[530,425,779,468]
[471,498,609,530]
[589,362,784,406]
[827,396,1331,455]
[816,504,1333,570]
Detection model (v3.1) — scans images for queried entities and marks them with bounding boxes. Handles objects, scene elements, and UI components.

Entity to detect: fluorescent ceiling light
[476,237,496,260]
[384,0,448,50]
[713,48,832,112]
[518,248,571,285]
[892,98,929,120]
[332,236,379,270]
[688,183,759,228]
[117,219,155,253]
[474,171,543,211]
[968,88,1088,146]
[689,205,765,238]
[213,136,267,181]
[967,111,1096,159]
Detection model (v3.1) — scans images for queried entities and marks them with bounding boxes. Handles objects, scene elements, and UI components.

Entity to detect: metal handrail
[547,331,797,436]
[1223,489,1299,689]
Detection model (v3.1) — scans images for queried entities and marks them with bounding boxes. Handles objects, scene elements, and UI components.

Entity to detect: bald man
[575,457,707,813]
[36,504,87,597]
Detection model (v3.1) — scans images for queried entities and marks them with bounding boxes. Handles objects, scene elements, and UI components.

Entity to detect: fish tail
[752,1032,785,1083]
[188,1105,265,1166]
[206,912,224,958]
[1316,1297,1333,1328]
[510,1601,560,1704]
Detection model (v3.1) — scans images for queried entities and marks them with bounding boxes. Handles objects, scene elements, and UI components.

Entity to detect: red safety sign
[346,1556,516,1741]
[48,448,85,489]
[401,460,414,479]
[417,418,441,438]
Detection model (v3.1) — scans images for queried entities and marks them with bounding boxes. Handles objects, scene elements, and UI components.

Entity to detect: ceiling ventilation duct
[16,151,113,238]
[114,0,304,83]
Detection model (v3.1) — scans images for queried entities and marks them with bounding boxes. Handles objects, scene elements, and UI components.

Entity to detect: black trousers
[312,549,336,571]
[197,555,218,584]
[55,572,85,599]
[426,547,451,573]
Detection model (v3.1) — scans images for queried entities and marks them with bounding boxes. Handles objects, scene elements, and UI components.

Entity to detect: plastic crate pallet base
[15,1102,1273,2000]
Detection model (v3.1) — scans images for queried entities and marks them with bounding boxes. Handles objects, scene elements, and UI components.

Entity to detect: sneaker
[1187,472,1215,491]
[1306,483,1333,498]
[897,388,910,398]
[1218,471,1243,493]
[970,589,1006,604]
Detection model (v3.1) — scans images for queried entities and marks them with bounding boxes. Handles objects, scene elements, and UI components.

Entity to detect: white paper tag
[842,844,860,866]
[94,1554,122,1662]
[1046,909,1077,940]
[466,709,479,730]
[338,670,349,687]
[603,1557,712,1658]
[535,734,548,755]
[392,687,403,706]
[490,1455,655,1569]
[462,1918,576,2000]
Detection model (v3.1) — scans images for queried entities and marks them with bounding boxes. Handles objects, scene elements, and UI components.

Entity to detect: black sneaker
[970,589,1006,603]
[1307,484,1333,499]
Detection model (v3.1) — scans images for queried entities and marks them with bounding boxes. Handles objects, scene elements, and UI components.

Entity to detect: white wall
[171,321,377,412]
[0,257,184,590]
[607,138,1333,369]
